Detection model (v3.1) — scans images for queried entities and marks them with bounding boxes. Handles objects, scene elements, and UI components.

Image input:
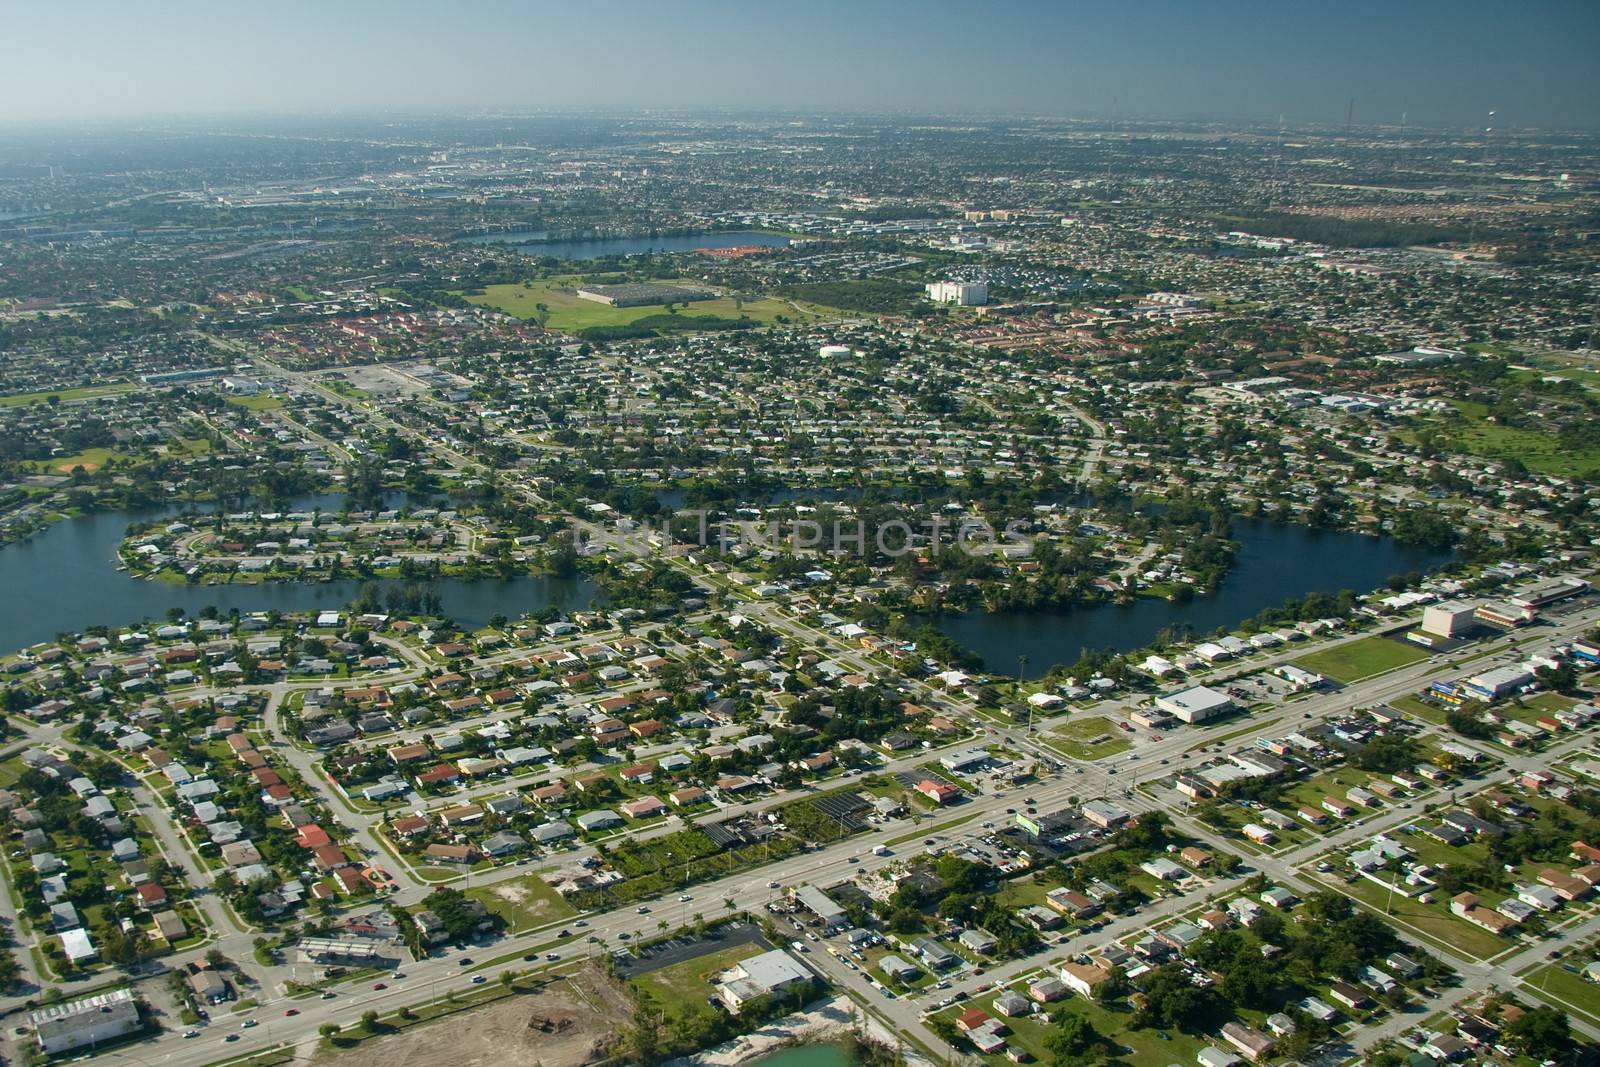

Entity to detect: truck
[871,844,889,856]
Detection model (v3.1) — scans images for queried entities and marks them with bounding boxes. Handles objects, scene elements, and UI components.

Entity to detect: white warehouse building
[925,280,987,306]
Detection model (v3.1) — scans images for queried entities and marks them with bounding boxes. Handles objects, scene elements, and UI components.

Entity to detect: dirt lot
[315,967,630,1067]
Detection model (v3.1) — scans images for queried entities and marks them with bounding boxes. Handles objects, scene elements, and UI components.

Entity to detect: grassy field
[1308,869,1509,961]
[628,941,765,1017]
[463,873,577,932]
[227,394,286,411]
[0,383,135,408]
[1389,693,1448,725]
[1414,398,1600,477]
[31,447,125,474]
[462,278,826,332]
[1047,716,1133,761]
[1294,635,1430,683]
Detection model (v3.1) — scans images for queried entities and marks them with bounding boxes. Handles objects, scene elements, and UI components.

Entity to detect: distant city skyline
[4,0,1598,129]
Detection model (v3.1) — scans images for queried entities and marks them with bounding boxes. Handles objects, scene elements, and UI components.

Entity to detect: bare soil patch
[315,967,630,1067]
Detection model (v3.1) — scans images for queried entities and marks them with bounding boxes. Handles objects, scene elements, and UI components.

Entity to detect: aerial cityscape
[2,4,1600,1067]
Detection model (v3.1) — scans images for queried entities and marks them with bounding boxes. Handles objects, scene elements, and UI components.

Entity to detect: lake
[748,1045,850,1067]
[917,518,1451,677]
[464,229,790,260]
[0,500,602,654]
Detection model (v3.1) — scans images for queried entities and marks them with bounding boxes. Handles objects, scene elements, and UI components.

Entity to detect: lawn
[1294,635,1430,683]
[1519,963,1600,1028]
[0,383,136,408]
[462,874,578,933]
[936,981,1210,1067]
[1047,716,1132,761]
[628,941,766,1017]
[462,278,825,332]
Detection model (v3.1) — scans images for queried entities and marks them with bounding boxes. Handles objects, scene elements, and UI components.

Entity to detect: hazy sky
[5,0,1598,129]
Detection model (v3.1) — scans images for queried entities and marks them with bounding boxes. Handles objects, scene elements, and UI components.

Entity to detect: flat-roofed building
[1155,685,1234,723]
[30,990,141,1055]
[792,884,848,932]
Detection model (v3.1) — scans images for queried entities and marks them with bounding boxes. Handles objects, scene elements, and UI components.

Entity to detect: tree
[1134,964,1223,1033]
[360,1010,379,1033]
[1505,1004,1569,1060]
[623,1003,663,1066]
[1043,1013,1103,1059]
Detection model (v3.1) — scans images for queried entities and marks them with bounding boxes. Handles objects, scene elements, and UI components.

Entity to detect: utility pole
[1019,655,1031,734]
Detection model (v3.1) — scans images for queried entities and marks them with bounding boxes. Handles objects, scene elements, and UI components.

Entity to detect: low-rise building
[30,990,142,1054]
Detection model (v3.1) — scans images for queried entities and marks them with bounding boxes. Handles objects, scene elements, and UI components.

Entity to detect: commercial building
[295,937,398,965]
[714,949,813,1013]
[30,990,142,1055]
[1463,665,1534,702]
[1081,799,1132,829]
[791,884,848,933]
[1421,602,1478,639]
[925,280,987,306]
[1476,601,1535,628]
[1155,686,1234,724]
[938,747,991,774]
[574,283,713,307]
[1510,577,1589,611]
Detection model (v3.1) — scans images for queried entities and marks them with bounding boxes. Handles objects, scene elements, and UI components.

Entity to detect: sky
[4,0,1599,129]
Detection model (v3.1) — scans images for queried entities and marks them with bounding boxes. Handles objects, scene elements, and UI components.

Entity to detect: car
[637,906,650,914]
[767,880,781,888]
[848,856,859,864]
[184,1030,200,1039]
[241,1019,258,1029]
[458,958,474,966]
[1005,807,1016,814]
[471,975,486,984]
[574,919,588,927]
[679,894,692,902]
[557,928,571,937]
[224,1034,240,1043]
[546,952,561,961]
[320,991,336,1000]
[618,932,630,940]
[284,1008,300,1017]
[373,982,387,990]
